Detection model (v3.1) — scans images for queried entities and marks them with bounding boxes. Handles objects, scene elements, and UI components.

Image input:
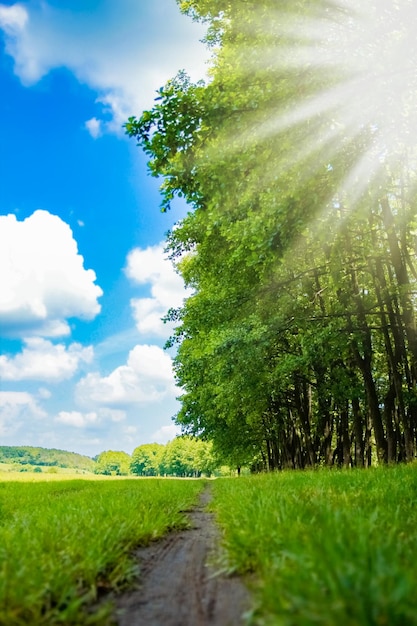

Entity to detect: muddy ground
[111,486,251,626]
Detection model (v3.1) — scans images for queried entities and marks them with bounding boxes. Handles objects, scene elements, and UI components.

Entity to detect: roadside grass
[211,465,417,626]
[0,477,204,625]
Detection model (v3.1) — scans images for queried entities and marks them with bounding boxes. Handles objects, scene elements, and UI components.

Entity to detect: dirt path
[112,486,251,626]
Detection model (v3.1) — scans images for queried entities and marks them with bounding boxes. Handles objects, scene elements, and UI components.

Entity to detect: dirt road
[113,486,251,626]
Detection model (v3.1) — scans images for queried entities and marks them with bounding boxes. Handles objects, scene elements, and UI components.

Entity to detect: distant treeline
[0,446,96,472]
[0,438,225,477]
[95,437,221,477]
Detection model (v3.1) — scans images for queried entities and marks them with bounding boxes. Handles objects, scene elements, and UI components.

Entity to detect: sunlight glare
[210,0,417,202]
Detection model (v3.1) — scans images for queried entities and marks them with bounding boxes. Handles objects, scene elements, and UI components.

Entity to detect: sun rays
[205,0,417,211]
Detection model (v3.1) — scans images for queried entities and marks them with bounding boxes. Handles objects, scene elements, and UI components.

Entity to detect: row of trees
[95,437,218,476]
[126,0,417,469]
[0,446,96,471]
[0,441,219,476]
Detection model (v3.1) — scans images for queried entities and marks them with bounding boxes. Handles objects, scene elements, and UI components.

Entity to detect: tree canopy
[131,437,217,477]
[126,0,417,469]
[95,450,131,476]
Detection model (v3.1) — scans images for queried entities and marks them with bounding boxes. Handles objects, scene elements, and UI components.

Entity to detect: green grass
[211,465,417,626]
[0,462,94,476]
[0,477,204,625]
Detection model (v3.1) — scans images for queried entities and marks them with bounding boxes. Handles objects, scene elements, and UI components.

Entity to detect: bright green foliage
[0,446,95,472]
[0,443,223,477]
[126,0,417,469]
[161,437,197,476]
[130,443,164,476]
[211,465,417,625]
[0,478,203,625]
[124,70,206,213]
[161,436,216,476]
[130,437,217,477]
[94,450,131,476]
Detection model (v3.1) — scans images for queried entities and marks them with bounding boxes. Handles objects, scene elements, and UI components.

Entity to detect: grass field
[0,477,204,625]
[211,465,417,626]
[0,463,94,477]
[2,467,417,625]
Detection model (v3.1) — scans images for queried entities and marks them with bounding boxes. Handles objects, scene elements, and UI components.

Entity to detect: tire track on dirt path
[112,484,251,626]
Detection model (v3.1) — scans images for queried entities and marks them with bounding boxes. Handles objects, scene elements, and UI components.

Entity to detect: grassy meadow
[0,463,94,478]
[2,466,417,625]
[211,465,417,626]
[0,476,203,625]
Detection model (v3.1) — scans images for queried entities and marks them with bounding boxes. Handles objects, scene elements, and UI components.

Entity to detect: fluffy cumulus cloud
[0,0,208,132]
[125,244,192,337]
[55,407,125,429]
[0,338,93,382]
[76,344,177,407]
[0,391,46,436]
[55,410,98,428]
[0,210,102,338]
[0,3,26,32]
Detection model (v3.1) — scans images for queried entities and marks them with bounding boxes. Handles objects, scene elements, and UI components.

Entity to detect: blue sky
[0,0,208,456]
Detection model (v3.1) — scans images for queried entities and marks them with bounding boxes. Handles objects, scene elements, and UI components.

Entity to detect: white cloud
[126,244,191,337]
[152,423,180,444]
[0,210,102,338]
[0,337,93,382]
[0,0,208,131]
[55,410,98,428]
[85,117,102,139]
[130,298,168,336]
[0,391,46,436]
[76,344,177,408]
[0,3,27,33]
[55,407,125,429]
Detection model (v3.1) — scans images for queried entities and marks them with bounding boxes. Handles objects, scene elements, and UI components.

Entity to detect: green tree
[130,443,164,476]
[95,450,131,476]
[160,436,215,476]
[127,0,417,468]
